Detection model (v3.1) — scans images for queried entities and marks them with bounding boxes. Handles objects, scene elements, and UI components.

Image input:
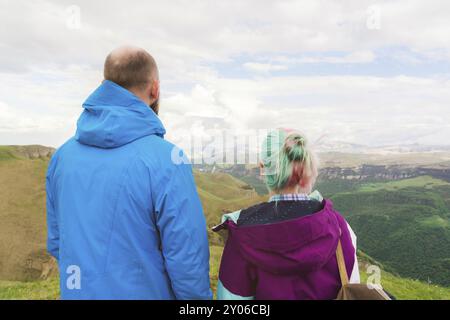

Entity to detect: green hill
[0,145,449,299]
[356,250,450,300]
[317,175,450,287]
[0,146,57,281]
[194,171,266,246]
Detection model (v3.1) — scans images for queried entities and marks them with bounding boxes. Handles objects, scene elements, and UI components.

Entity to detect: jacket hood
[75,80,166,148]
[225,200,341,275]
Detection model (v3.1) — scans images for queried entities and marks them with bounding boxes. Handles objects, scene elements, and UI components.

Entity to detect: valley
[198,151,450,288]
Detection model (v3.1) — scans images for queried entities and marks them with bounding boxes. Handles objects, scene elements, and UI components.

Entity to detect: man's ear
[150,79,160,100]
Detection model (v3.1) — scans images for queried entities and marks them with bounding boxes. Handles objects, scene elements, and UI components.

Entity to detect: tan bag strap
[336,240,349,286]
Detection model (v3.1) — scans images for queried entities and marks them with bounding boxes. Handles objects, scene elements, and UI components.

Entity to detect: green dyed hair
[260,129,318,192]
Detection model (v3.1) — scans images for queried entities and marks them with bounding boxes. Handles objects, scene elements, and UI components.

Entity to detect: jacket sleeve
[347,222,360,284]
[217,280,255,300]
[217,224,256,300]
[46,154,59,260]
[153,158,212,300]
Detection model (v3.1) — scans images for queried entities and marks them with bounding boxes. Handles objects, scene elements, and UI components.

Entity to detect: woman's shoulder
[238,199,325,227]
[219,191,329,227]
[219,202,270,225]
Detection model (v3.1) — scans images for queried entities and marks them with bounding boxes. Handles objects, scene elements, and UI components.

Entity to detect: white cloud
[0,0,449,148]
[3,0,450,72]
[162,73,450,151]
[0,65,99,145]
[274,50,376,64]
[243,63,288,73]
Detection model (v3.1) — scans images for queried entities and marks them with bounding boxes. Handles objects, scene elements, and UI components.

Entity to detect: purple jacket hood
[223,200,342,275]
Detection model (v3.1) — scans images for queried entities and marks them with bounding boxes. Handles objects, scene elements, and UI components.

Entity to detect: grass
[210,245,224,299]
[194,171,257,200]
[420,215,450,228]
[0,146,18,161]
[0,278,59,300]
[358,176,449,192]
[329,176,450,287]
[2,246,450,300]
[237,175,268,195]
[0,155,51,281]
[359,264,450,300]
[0,245,223,300]
[194,170,266,247]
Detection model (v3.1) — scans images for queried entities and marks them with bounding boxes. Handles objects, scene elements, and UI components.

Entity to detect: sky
[1,0,450,152]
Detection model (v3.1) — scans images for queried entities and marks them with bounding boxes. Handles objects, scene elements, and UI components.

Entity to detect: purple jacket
[217,199,356,300]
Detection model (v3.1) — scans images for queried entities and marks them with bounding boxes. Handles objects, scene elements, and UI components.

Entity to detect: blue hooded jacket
[46,80,212,300]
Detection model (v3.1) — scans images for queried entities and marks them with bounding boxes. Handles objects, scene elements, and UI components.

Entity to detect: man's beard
[150,98,159,115]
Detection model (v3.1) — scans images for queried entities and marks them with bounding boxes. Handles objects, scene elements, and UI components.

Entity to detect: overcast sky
[1,0,450,150]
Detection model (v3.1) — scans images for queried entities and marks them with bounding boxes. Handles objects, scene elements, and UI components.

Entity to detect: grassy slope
[0,278,60,300]
[236,175,268,195]
[0,147,54,281]
[325,176,450,287]
[357,251,450,300]
[358,176,449,192]
[194,171,266,246]
[3,246,450,300]
[0,146,19,161]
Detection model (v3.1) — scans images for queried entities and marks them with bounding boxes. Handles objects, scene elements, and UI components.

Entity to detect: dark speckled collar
[237,199,324,227]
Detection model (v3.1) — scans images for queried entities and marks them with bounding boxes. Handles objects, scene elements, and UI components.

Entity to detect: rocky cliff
[7,145,55,159]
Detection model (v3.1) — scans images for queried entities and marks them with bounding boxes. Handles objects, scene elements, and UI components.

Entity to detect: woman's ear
[299,173,315,194]
[299,176,310,188]
[292,163,310,190]
[292,163,303,182]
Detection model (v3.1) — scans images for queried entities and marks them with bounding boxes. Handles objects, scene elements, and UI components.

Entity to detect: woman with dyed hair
[213,129,360,300]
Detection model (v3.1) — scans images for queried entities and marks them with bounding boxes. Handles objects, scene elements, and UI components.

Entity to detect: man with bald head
[104,47,160,114]
[46,46,212,300]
